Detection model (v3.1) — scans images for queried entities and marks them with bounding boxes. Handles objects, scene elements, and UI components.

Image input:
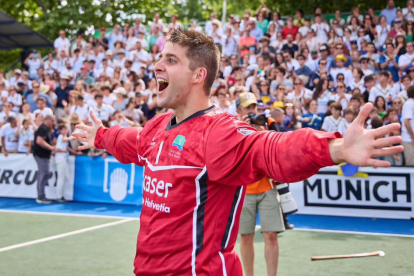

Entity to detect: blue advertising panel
[74,156,144,205]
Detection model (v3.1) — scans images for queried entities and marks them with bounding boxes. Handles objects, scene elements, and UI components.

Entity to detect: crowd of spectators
[0,0,413,166]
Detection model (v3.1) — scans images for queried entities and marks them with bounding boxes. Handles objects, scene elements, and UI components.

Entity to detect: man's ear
[193,67,208,84]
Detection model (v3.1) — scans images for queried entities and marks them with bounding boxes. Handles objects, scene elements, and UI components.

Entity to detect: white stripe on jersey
[218,251,228,276]
[155,141,164,165]
[192,166,207,276]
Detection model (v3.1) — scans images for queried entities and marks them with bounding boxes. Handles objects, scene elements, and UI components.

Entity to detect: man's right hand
[72,111,103,151]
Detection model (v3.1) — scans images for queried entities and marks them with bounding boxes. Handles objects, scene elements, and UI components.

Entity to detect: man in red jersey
[73,29,403,276]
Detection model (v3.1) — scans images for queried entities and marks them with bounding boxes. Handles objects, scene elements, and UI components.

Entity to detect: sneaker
[55,198,68,203]
[36,198,53,204]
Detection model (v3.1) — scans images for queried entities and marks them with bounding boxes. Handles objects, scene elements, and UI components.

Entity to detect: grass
[0,212,413,276]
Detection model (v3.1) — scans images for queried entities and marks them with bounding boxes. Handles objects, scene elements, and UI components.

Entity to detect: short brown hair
[343,107,353,115]
[408,85,414,98]
[167,29,220,95]
[331,103,342,111]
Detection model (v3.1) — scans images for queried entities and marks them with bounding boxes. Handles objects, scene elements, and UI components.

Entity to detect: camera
[247,112,267,126]
[276,183,298,215]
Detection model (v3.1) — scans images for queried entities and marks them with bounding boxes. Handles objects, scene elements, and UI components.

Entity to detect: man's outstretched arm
[73,111,142,164]
[206,103,403,185]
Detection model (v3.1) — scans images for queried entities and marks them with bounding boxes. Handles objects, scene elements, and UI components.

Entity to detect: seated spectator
[281,34,299,58]
[91,94,115,121]
[295,55,312,77]
[330,55,353,85]
[0,116,19,156]
[368,71,395,104]
[0,102,16,127]
[332,82,352,110]
[298,99,325,130]
[321,102,343,132]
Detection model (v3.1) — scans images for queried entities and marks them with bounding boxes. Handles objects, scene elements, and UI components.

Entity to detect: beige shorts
[239,189,285,234]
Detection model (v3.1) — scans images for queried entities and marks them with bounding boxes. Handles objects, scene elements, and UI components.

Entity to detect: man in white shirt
[70,95,90,122]
[107,25,124,51]
[60,60,76,85]
[401,86,414,165]
[282,50,300,71]
[70,49,86,74]
[330,55,353,86]
[403,0,414,22]
[54,30,71,54]
[221,27,239,57]
[368,71,396,104]
[9,69,22,88]
[207,19,224,46]
[97,58,115,78]
[398,42,414,73]
[91,94,115,121]
[311,14,329,42]
[129,41,150,74]
[321,103,343,132]
[0,116,18,156]
[33,98,54,118]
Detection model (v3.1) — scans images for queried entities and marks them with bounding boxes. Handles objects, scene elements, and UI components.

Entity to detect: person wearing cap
[9,69,22,89]
[24,51,43,81]
[256,35,276,60]
[55,75,73,119]
[113,87,129,110]
[207,19,224,46]
[330,54,353,86]
[236,91,285,276]
[76,65,95,86]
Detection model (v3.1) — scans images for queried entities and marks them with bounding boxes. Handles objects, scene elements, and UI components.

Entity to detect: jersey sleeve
[205,115,341,186]
[94,126,144,165]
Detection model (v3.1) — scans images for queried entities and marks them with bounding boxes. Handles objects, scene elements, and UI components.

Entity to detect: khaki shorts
[239,189,285,234]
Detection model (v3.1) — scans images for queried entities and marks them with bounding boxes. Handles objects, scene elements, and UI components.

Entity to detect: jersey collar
[166,105,216,131]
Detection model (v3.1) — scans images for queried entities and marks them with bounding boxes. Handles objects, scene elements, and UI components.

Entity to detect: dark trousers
[34,156,50,199]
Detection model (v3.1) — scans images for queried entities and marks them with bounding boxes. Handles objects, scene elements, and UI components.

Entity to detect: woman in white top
[268,12,284,33]
[124,29,138,52]
[312,78,334,114]
[17,103,33,124]
[347,16,361,39]
[7,87,22,113]
[270,32,285,52]
[375,16,390,46]
[348,68,366,93]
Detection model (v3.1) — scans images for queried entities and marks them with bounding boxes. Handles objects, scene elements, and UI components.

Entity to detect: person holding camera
[237,92,284,276]
[24,51,43,81]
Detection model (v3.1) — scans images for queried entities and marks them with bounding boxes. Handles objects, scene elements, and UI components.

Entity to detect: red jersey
[94,106,340,275]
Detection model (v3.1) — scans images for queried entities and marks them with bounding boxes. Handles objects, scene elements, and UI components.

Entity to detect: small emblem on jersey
[172,135,186,151]
[237,128,255,136]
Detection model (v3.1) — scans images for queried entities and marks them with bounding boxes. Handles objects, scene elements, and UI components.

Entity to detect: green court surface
[1,212,413,276]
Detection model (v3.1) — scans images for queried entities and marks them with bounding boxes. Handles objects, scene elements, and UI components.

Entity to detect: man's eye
[169,59,176,64]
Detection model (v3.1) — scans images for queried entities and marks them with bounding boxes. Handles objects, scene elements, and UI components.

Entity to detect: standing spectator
[149,26,162,48]
[376,16,391,46]
[16,119,33,154]
[205,13,216,35]
[91,94,115,121]
[96,27,109,50]
[208,19,224,46]
[282,17,299,39]
[380,0,397,25]
[9,69,22,88]
[26,83,52,112]
[222,27,239,57]
[54,30,70,54]
[70,95,90,123]
[402,86,414,165]
[55,124,74,203]
[330,43,352,69]
[168,14,183,30]
[298,100,325,130]
[55,75,72,119]
[331,10,346,28]
[299,18,311,37]
[133,18,147,36]
[312,14,330,42]
[239,28,256,60]
[312,78,332,114]
[24,51,43,81]
[403,0,414,22]
[107,25,124,51]
[150,13,164,35]
[268,12,284,33]
[70,49,86,74]
[76,65,95,86]
[0,116,18,156]
[33,115,54,204]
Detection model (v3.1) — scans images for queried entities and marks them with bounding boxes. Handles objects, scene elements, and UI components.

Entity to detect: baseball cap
[334,54,347,62]
[311,50,318,54]
[236,92,258,108]
[14,69,21,74]
[319,45,328,51]
[81,65,89,71]
[100,27,106,31]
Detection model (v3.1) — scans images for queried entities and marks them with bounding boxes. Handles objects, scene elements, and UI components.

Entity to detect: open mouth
[157,78,169,92]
